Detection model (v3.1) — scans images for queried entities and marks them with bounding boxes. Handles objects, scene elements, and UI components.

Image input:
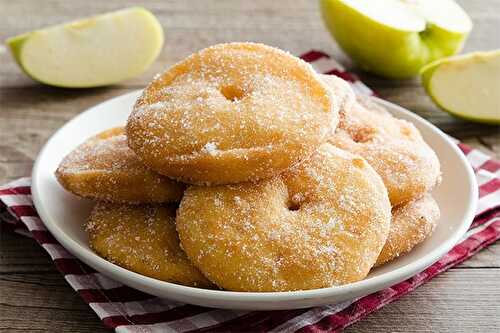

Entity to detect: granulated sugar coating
[376,194,440,266]
[329,97,441,206]
[55,127,185,204]
[320,74,356,117]
[87,203,213,288]
[126,42,338,185]
[176,144,391,292]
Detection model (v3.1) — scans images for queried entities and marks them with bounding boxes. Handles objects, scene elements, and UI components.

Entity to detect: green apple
[320,0,473,79]
[421,50,500,125]
[6,7,163,88]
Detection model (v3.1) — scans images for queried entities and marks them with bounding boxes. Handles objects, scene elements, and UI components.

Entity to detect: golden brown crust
[176,144,391,291]
[126,42,338,185]
[55,127,185,204]
[87,202,213,288]
[328,97,441,206]
[376,194,440,266]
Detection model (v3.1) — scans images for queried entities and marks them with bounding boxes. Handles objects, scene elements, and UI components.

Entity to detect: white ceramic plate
[32,91,478,310]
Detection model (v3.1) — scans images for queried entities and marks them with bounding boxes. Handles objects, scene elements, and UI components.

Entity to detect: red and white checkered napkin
[1,51,500,333]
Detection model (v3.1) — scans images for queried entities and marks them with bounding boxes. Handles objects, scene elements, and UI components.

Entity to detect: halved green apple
[421,50,500,125]
[7,7,164,88]
[320,0,473,79]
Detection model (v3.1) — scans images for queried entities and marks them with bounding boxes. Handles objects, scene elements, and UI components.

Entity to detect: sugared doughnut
[320,74,356,116]
[376,194,440,266]
[127,42,338,185]
[87,202,213,287]
[176,143,391,292]
[55,127,185,204]
[328,97,441,206]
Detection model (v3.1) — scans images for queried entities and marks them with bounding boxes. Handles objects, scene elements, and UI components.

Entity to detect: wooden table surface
[1,1,499,332]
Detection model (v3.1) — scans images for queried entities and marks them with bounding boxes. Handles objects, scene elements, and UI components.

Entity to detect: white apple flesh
[7,7,164,88]
[421,50,500,125]
[320,0,473,79]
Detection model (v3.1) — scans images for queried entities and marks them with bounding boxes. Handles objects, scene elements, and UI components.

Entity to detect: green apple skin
[421,51,500,125]
[6,7,163,88]
[320,0,470,79]
[7,33,35,82]
[7,33,29,68]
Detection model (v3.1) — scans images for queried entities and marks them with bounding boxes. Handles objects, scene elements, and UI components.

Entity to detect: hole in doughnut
[220,85,246,102]
[352,126,376,143]
[286,193,304,212]
[287,201,301,211]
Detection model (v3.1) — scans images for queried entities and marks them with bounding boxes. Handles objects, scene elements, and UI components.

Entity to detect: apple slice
[320,0,473,79]
[6,7,164,88]
[421,50,500,125]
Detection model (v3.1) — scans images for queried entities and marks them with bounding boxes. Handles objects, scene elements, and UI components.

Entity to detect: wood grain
[346,269,500,333]
[0,0,499,332]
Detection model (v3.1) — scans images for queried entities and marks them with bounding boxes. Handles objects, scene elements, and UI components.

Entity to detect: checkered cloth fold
[1,51,499,332]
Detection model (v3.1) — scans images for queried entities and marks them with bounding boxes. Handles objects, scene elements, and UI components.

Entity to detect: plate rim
[31,91,479,305]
